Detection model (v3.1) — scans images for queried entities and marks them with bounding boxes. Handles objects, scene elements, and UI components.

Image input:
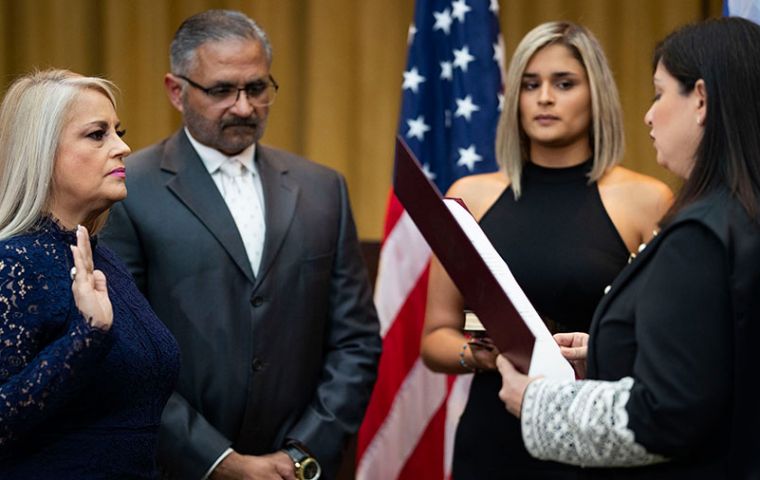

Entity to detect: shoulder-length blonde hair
[497,21,624,198]
[0,69,118,239]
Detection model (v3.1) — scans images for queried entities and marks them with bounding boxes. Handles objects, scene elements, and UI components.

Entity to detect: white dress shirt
[185,128,267,276]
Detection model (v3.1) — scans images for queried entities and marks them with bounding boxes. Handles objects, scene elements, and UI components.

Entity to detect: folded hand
[554,332,588,379]
[496,354,535,418]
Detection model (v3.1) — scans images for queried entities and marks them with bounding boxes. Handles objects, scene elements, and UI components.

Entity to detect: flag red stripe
[397,397,447,479]
[382,192,405,240]
[356,265,430,459]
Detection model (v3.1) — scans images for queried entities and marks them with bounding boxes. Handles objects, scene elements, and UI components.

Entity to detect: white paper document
[444,198,575,381]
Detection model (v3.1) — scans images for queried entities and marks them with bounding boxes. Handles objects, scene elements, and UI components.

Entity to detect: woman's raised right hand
[70,225,113,331]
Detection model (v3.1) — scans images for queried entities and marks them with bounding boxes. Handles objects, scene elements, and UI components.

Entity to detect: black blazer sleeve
[159,392,233,478]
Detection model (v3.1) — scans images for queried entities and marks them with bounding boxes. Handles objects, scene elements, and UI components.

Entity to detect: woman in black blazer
[497,17,760,479]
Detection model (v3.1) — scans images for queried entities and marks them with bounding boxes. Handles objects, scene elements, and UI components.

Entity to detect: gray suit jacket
[101,130,381,479]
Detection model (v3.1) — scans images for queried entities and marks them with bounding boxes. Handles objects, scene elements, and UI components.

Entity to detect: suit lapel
[255,146,299,287]
[162,131,256,283]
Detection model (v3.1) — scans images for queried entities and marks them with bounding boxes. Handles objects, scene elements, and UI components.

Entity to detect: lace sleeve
[521,377,667,467]
[0,252,114,449]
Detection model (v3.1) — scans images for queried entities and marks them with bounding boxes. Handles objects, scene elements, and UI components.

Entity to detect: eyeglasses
[176,74,279,107]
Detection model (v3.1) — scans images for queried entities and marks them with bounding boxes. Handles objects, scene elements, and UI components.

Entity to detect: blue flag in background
[400,0,503,194]
[724,0,760,23]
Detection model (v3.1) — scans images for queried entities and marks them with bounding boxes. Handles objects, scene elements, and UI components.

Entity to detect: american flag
[724,0,760,23]
[356,1,503,478]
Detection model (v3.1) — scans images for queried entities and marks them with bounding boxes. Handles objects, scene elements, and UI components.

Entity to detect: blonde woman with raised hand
[0,69,179,479]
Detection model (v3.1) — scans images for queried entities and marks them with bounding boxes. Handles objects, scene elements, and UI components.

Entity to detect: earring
[697,116,704,126]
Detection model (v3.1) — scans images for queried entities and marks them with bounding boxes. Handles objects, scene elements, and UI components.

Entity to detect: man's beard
[183,103,265,155]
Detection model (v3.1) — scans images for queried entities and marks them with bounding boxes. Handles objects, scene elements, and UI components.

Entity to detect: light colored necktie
[218,158,266,276]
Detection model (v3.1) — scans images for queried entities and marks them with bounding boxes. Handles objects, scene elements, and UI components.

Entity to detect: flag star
[455,95,480,121]
[408,24,417,45]
[445,110,452,128]
[402,67,426,93]
[451,0,472,23]
[490,0,499,13]
[498,92,505,111]
[406,115,431,140]
[433,9,453,35]
[457,144,483,171]
[422,163,437,180]
[453,46,475,72]
[440,61,453,81]
[493,35,506,76]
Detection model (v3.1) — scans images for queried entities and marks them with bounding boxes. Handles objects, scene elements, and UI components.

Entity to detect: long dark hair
[655,17,760,223]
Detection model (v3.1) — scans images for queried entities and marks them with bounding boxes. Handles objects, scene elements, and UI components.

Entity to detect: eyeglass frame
[175,73,279,107]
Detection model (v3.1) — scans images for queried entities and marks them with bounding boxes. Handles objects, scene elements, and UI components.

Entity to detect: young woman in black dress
[420,22,672,479]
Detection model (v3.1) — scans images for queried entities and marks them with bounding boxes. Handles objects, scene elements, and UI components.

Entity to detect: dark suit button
[251,357,265,372]
[251,295,264,307]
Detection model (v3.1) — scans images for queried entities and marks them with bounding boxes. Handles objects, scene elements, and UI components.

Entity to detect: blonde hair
[0,69,118,239]
[497,21,624,198]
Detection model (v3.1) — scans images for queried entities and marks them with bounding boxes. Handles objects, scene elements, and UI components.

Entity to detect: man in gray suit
[101,10,381,480]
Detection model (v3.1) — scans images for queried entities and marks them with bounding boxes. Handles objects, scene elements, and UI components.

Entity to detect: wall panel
[0,0,723,239]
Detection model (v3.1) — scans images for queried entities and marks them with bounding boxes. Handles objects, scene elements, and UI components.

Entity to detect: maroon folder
[393,137,534,373]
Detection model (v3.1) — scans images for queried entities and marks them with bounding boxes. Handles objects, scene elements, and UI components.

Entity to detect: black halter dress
[452,160,630,479]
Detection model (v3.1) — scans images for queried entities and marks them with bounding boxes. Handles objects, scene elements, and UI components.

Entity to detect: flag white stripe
[374,212,431,337]
[356,359,447,479]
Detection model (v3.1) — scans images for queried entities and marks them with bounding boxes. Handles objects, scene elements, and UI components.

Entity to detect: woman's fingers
[553,332,589,348]
[70,226,113,331]
[496,354,531,417]
[496,354,514,374]
[574,332,589,347]
[71,226,94,287]
[469,339,496,351]
[560,346,587,361]
[92,270,108,294]
[71,225,96,287]
[70,244,87,287]
[77,225,95,273]
[470,344,498,370]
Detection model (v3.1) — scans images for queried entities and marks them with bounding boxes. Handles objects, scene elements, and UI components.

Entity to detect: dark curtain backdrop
[0,0,722,240]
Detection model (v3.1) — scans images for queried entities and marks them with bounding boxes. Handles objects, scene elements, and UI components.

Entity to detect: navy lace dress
[0,218,180,479]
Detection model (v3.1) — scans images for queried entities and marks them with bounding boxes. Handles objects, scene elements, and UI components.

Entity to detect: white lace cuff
[521,377,667,467]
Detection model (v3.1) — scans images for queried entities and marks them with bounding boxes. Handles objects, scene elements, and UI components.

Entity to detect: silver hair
[0,69,118,238]
[170,9,273,76]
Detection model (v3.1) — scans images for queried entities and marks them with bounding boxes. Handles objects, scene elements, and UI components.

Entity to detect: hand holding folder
[394,137,574,380]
